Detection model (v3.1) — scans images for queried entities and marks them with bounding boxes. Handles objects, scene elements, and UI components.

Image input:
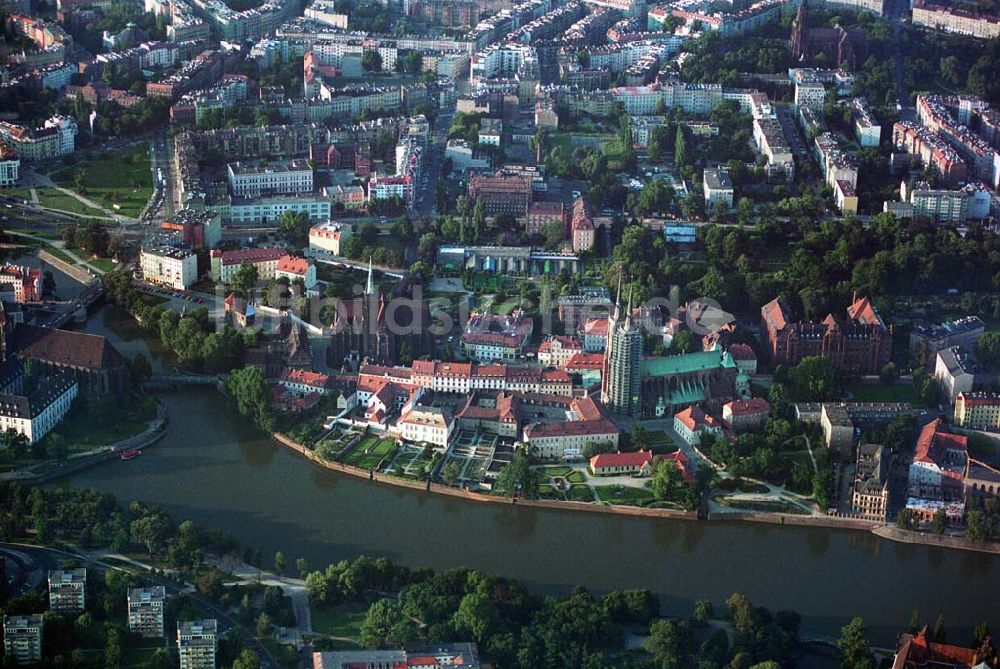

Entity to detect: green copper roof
[641,350,732,377]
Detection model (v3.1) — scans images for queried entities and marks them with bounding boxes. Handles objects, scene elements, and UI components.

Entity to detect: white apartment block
[128,586,166,638]
[0,376,78,444]
[794,82,826,110]
[141,246,198,290]
[396,406,455,448]
[0,157,20,186]
[853,98,881,147]
[3,615,43,664]
[227,160,313,198]
[308,221,351,255]
[911,0,1000,39]
[48,568,86,613]
[224,194,331,226]
[178,620,217,669]
[703,166,734,209]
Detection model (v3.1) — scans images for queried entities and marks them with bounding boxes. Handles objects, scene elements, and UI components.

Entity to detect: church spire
[626,281,634,326]
[613,271,623,322]
[366,256,374,295]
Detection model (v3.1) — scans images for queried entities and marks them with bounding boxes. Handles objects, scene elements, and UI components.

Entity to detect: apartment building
[468,170,533,219]
[308,221,351,255]
[140,246,198,290]
[703,166,734,209]
[227,159,314,198]
[209,247,286,283]
[911,0,1000,39]
[397,406,455,448]
[177,619,217,669]
[48,568,86,613]
[128,586,166,637]
[955,392,1000,429]
[2,615,43,664]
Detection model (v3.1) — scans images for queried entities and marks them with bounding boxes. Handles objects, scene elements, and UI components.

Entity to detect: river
[54,306,1000,644]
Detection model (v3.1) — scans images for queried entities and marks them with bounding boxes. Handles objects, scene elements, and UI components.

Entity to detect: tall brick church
[760,295,892,374]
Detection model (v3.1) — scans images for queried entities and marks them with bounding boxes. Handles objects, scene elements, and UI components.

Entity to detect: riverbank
[1,407,168,484]
[873,525,1000,555]
[270,431,1000,553]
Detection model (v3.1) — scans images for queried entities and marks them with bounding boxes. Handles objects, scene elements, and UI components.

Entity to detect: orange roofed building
[760,295,892,374]
[893,626,997,669]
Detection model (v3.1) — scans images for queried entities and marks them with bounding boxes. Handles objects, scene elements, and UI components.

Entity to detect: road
[416,104,456,218]
[0,542,280,668]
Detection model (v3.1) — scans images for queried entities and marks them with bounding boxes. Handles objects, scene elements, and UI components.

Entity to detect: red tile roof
[280,368,330,387]
[674,405,718,432]
[914,418,967,464]
[219,247,286,266]
[590,449,653,470]
[728,343,756,360]
[566,353,604,370]
[655,450,694,482]
[276,255,312,276]
[723,397,770,416]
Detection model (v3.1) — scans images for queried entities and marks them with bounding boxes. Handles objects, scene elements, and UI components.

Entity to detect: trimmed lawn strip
[310,602,367,640]
[595,485,655,506]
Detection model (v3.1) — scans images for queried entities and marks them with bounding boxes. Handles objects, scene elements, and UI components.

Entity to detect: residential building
[309,221,351,255]
[794,81,826,110]
[583,317,610,353]
[954,391,1000,429]
[702,166,734,209]
[589,449,654,477]
[210,247,286,283]
[445,139,490,174]
[478,118,502,146]
[760,295,892,374]
[722,397,770,433]
[48,568,86,612]
[225,194,332,226]
[160,209,222,250]
[752,117,794,179]
[521,402,619,459]
[468,170,532,219]
[525,201,566,235]
[673,405,723,445]
[0,265,41,302]
[0,115,77,161]
[852,98,881,147]
[910,316,984,356]
[934,346,974,403]
[0,153,19,187]
[397,405,455,448]
[911,0,1000,39]
[140,245,198,290]
[313,643,483,669]
[906,418,968,525]
[461,309,533,362]
[455,391,521,437]
[821,403,854,454]
[834,179,858,216]
[177,620,217,669]
[224,294,255,328]
[128,586,167,638]
[601,288,643,416]
[2,615,43,664]
[557,288,612,337]
[893,626,998,668]
[279,369,332,397]
[275,255,317,289]
[227,159,314,198]
[537,336,583,368]
[0,373,78,444]
[851,443,889,521]
[902,180,992,223]
[728,343,757,374]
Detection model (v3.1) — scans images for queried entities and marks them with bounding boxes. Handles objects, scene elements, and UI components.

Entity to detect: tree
[360,599,411,648]
[231,262,259,296]
[931,508,946,535]
[442,461,462,486]
[975,332,1000,367]
[130,511,172,556]
[296,557,308,578]
[651,459,683,501]
[451,591,501,644]
[225,367,273,431]
[694,599,714,622]
[232,649,262,669]
[933,614,946,643]
[837,617,875,669]
[896,508,917,531]
[255,611,272,637]
[909,609,920,633]
[670,330,699,354]
[879,362,899,385]
[788,356,840,401]
[274,551,286,574]
[644,619,695,667]
[495,450,539,498]
[674,126,688,170]
[362,50,383,72]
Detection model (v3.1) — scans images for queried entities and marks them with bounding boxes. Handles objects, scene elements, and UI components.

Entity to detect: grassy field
[595,484,655,506]
[51,145,152,217]
[341,435,397,469]
[844,382,920,403]
[35,188,109,218]
[310,602,367,641]
[567,485,594,502]
[0,187,32,202]
[68,248,116,272]
[966,432,999,460]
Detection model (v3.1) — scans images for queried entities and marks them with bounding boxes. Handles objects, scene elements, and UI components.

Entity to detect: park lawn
[68,247,116,272]
[43,407,151,452]
[595,485,655,506]
[844,382,920,403]
[311,602,367,640]
[35,188,108,217]
[538,483,562,499]
[538,465,572,479]
[51,145,153,217]
[0,187,32,202]
[565,470,586,484]
[343,436,397,469]
[567,485,594,502]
